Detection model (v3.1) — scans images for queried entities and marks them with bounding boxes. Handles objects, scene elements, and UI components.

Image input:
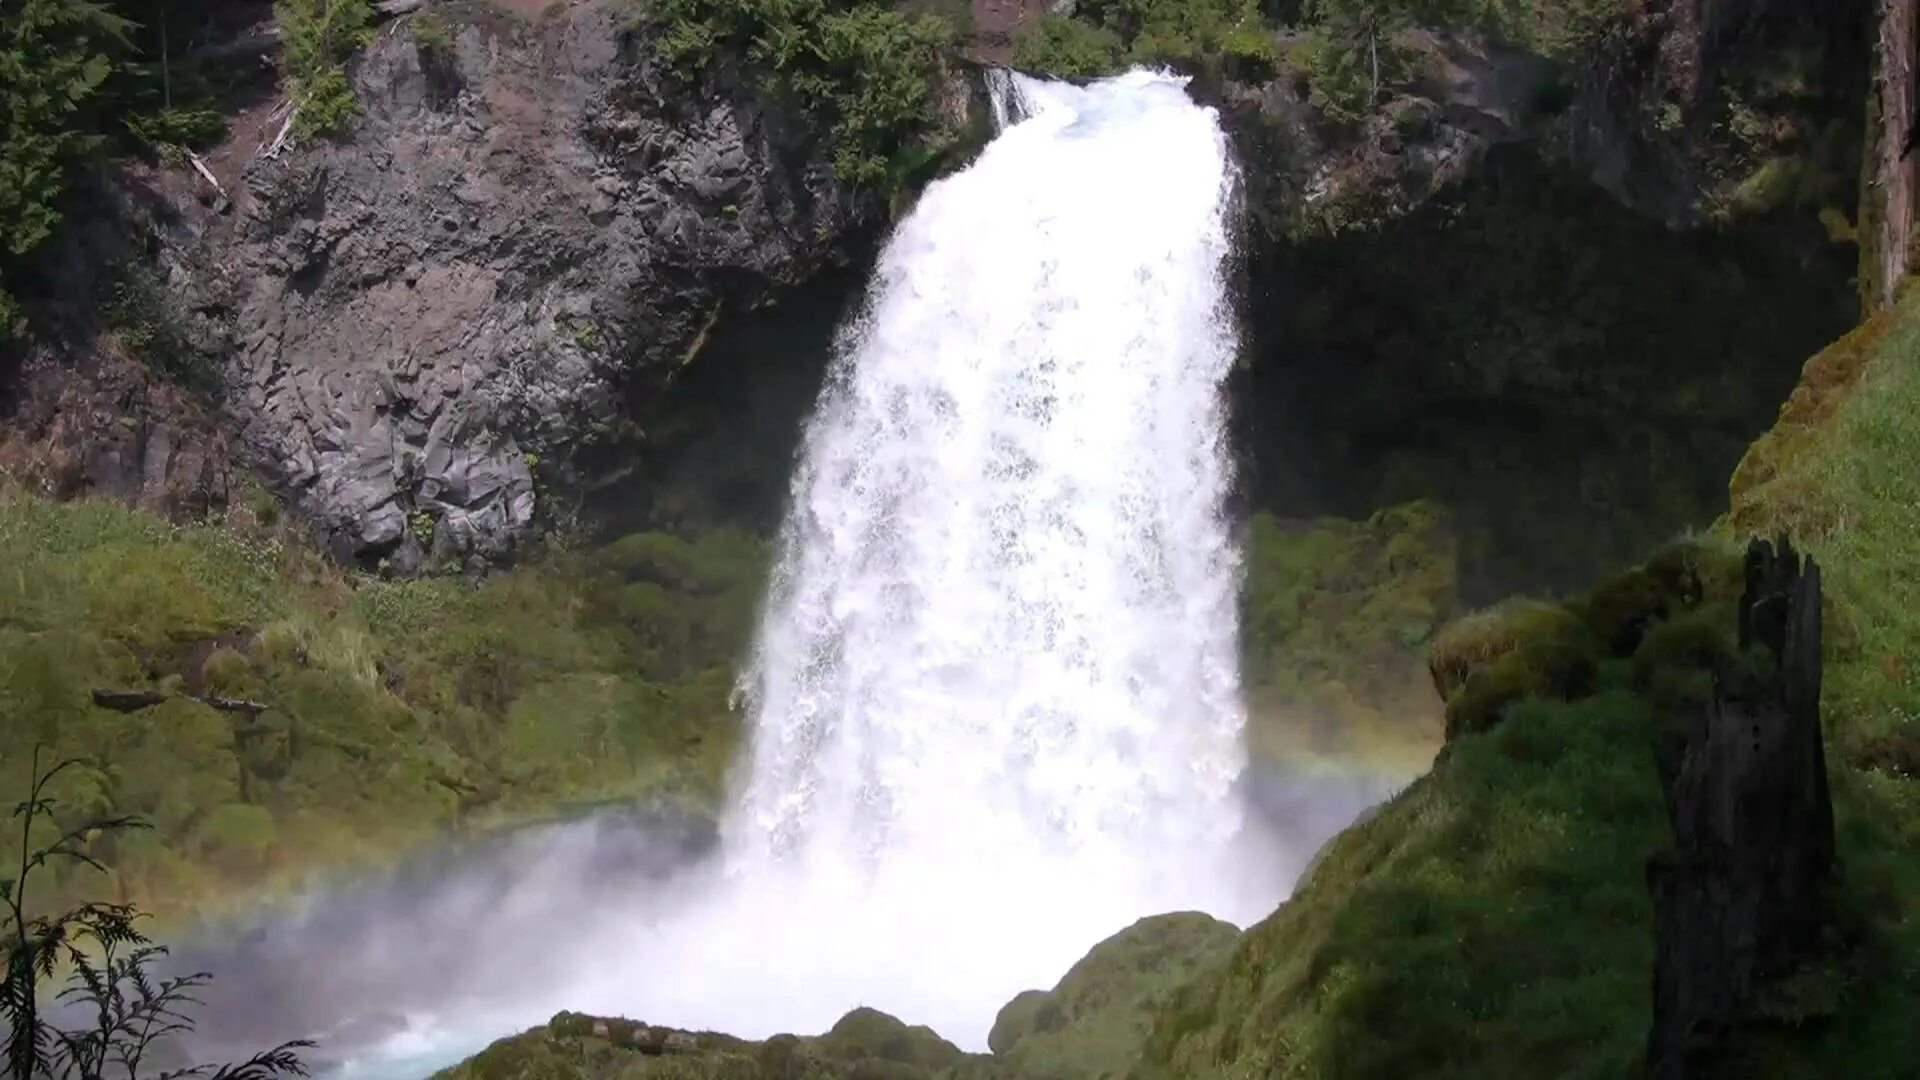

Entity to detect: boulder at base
[988,912,1242,1079]
[436,1007,1020,1080]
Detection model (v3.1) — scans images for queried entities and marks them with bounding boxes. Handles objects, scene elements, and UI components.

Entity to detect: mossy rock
[1426,598,1567,701]
[817,1006,966,1070]
[1433,540,1744,738]
[990,912,1240,1079]
[440,1008,1007,1080]
[0,488,762,924]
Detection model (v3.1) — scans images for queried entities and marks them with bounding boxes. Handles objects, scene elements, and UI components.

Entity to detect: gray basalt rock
[171,2,889,567]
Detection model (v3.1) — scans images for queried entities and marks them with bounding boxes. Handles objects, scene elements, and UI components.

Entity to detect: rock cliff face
[96,1,935,569]
[1561,0,1870,227]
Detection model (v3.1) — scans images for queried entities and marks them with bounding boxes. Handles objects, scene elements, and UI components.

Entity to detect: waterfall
[730,65,1247,887]
[572,67,1268,1048]
[243,69,1278,1078]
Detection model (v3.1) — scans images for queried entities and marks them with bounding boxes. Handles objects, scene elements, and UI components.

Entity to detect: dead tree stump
[1647,536,1837,1079]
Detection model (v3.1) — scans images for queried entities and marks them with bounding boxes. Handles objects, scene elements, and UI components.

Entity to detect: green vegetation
[0,0,269,344]
[3,752,313,1080]
[1240,503,1455,771]
[1013,16,1124,79]
[0,488,767,924]
[277,0,375,138]
[1249,150,1854,599]
[648,0,959,188]
[1719,294,1920,1073]
[1141,299,1920,1077]
[1140,540,1742,1077]
[102,265,220,392]
[991,913,1240,1079]
[1011,0,1273,79]
[0,0,134,340]
[440,1006,987,1080]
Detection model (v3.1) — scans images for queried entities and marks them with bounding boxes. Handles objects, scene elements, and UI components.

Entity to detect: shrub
[1013,15,1124,77]
[650,0,956,189]
[277,0,375,138]
[104,266,221,391]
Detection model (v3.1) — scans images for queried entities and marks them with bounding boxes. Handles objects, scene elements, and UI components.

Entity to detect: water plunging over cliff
[563,67,1268,1045]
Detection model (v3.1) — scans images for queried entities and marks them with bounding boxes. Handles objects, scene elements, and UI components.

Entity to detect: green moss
[992,912,1239,1079]
[1249,149,1855,601]
[439,1007,991,1080]
[1711,294,1920,1072]
[1141,686,1668,1079]
[0,487,767,924]
[1240,502,1456,771]
[1427,599,1570,701]
[1145,300,1920,1077]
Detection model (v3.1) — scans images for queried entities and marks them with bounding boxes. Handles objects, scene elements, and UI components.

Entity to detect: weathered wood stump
[1647,536,1837,1078]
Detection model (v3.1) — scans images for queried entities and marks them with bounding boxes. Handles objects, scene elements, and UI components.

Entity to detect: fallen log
[197,695,270,716]
[91,689,168,713]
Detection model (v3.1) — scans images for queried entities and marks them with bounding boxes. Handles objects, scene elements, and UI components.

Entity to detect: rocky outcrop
[0,339,235,520]
[1217,29,1561,245]
[437,1006,1019,1080]
[1560,0,1870,228]
[988,912,1240,1080]
[121,1,946,569]
[1647,536,1838,1078]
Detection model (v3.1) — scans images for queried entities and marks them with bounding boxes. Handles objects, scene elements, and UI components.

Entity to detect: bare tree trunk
[1863,0,1919,311]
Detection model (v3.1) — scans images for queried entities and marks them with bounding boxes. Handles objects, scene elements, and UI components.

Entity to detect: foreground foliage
[0,489,765,923]
[3,752,312,1080]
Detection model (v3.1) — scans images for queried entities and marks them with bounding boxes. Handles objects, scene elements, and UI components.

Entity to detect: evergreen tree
[0,0,134,339]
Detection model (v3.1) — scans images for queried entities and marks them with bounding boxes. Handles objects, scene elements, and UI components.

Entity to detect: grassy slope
[1138,298,1920,1078]
[0,473,1449,926]
[0,488,765,923]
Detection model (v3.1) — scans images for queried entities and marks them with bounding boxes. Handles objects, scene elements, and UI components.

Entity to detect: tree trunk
[1862,0,1919,312]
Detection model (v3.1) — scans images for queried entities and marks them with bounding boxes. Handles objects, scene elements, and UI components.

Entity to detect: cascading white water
[296,69,1288,1076]
[565,67,1275,1048]
[728,68,1247,875]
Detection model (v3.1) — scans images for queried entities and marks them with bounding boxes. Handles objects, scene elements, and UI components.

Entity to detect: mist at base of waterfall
[161,764,1399,1078]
